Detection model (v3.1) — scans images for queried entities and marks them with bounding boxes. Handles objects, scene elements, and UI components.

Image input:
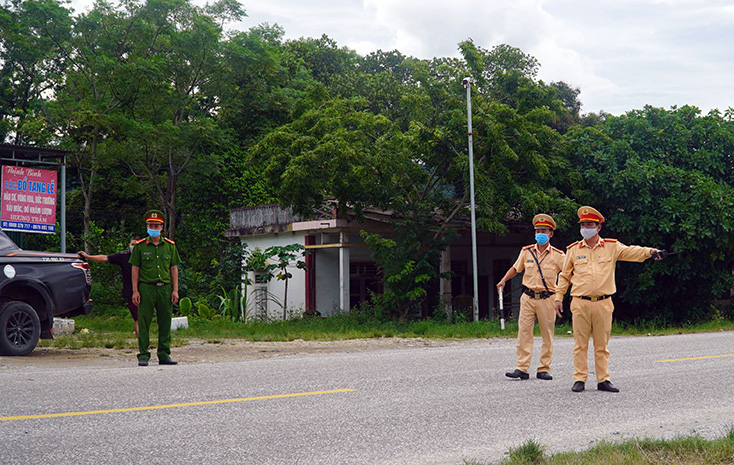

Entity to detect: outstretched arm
[78,251,109,263]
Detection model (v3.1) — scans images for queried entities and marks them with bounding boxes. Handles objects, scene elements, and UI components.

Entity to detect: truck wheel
[0,301,41,356]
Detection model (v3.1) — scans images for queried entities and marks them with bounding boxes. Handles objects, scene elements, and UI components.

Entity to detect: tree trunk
[78,132,99,253]
[164,170,178,240]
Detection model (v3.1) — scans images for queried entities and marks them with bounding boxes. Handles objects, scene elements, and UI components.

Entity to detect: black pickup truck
[0,230,92,355]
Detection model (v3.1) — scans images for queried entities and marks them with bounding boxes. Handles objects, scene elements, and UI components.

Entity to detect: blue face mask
[147,228,161,238]
[535,233,549,245]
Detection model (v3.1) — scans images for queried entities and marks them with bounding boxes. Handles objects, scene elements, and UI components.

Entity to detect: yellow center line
[656,354,734,363]
[0,388,356,422]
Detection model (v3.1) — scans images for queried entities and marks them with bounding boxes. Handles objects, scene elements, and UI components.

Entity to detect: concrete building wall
[315,248,341,316]
[240,233,308,320]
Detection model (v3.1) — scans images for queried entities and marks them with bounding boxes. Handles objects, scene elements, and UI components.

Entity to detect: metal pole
[60,156,66,253]
[464,78,480,322]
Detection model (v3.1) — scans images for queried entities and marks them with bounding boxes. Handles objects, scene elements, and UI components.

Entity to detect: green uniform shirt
[129,237,181,283]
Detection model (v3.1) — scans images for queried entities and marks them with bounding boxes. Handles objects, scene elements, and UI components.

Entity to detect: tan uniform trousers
[515,293,556,373]
[570,296,614,383]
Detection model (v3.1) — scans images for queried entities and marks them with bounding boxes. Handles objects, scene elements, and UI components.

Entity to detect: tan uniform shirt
[512,244,566,292]
[555,238,652,300]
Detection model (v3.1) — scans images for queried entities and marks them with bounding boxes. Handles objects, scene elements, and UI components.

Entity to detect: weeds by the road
[39,308,734,350]
[464,428,734,464]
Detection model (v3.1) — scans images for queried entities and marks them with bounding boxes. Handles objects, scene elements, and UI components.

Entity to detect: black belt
[521,286,553,300]
[577,295,611,302]
[141,281,169,287]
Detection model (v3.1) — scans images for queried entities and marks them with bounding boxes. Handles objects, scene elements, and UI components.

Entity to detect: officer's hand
[77,251,86,259]
[496,280,505,293]
[132,291,140,306]
[554,300,563,318]
[171,290,179,305]
[651,248,663,260]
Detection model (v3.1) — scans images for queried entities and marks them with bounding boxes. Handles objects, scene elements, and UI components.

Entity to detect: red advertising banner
[1,165,58,234]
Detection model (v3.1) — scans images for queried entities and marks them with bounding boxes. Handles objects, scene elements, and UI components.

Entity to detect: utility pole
[463,77,479,322]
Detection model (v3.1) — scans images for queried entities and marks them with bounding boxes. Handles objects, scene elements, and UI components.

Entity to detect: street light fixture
[463,77,479,322]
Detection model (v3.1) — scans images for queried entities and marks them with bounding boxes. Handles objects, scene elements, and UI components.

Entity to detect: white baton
[499,286,505,330]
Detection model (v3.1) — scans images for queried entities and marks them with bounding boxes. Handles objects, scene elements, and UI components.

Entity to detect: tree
[115,0,245,239]
[267,244,308,319]
[41,1,144,246]
[251,97,411,218]
[252,39,579,319]
[361,210,454,320]
[239,244,307,320]
[563,105,734,323]
[283,34,358,88]
[0,0,70,144]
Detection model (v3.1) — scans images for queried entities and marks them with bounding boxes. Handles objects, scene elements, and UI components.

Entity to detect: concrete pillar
[339,232,350,311]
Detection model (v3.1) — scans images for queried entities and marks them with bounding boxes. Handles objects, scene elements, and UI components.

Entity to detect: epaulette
[551,246,564,254]
[522,244,534,250]
[134,238,147,245]
[604,238,618,242]
[164,237,176,244]
[566,241,579,249]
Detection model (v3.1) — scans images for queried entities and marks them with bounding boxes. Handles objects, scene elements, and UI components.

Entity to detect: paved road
[1,331,733,465]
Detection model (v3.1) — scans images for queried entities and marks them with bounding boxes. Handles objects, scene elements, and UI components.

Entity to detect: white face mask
[580,227,598,240]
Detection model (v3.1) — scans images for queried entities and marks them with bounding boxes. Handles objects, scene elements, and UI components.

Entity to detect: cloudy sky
[70,0,734,115]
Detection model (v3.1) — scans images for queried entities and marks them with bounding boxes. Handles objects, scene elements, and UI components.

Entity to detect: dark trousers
[137,283,172,361]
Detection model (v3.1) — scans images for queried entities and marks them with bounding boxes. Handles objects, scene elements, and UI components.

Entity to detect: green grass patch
[38,331,137,350]
[38,309,734,351]
[39,320,188,350]
[463,430,734,464]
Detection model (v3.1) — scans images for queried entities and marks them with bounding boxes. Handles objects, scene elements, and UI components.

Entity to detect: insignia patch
[576,255,586,259]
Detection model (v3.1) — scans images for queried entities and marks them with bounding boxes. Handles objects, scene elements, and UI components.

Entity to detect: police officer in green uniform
[130,210,181,366]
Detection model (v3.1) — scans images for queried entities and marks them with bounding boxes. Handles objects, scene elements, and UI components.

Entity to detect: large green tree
[252,40,579,317]
[563,105,734,323]
[0,0,70,143]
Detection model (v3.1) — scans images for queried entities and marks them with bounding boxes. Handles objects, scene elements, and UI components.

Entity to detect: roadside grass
[39,308,734,349]
[464,429,734,464]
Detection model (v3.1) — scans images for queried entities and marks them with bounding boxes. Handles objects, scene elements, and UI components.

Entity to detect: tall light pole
[463,77,479,322]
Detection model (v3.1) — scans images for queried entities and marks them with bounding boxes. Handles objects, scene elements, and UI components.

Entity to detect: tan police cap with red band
[577,206,604,223]
[145,209,165,224]
[532,214,556,230]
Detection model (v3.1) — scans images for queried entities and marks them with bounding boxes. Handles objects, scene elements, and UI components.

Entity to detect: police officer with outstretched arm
[554,206,662,393]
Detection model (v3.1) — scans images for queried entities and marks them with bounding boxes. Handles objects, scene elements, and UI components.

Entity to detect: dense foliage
[2,0,733,324]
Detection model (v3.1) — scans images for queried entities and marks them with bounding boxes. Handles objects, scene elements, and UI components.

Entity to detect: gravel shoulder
[0,337,459,369]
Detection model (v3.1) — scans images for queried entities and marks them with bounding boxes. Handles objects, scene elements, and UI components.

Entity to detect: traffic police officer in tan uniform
[554,206,661,392]
[130,210,181,366]
[498,214,565,381]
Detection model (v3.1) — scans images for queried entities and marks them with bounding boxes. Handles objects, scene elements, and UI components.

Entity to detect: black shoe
[505,369,529,380]
[159,358,178,365]
[536,371,553,380]
[572,381,585,392]
[597,380,619,392]
[138,359,148,367]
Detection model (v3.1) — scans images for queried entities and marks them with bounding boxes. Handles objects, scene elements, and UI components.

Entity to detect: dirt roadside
[0,337,460,369]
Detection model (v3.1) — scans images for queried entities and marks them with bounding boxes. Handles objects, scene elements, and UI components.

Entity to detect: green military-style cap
[144,209,165,224]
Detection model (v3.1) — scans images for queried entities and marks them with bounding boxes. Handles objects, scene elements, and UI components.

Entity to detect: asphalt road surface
[1,331,733,465]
